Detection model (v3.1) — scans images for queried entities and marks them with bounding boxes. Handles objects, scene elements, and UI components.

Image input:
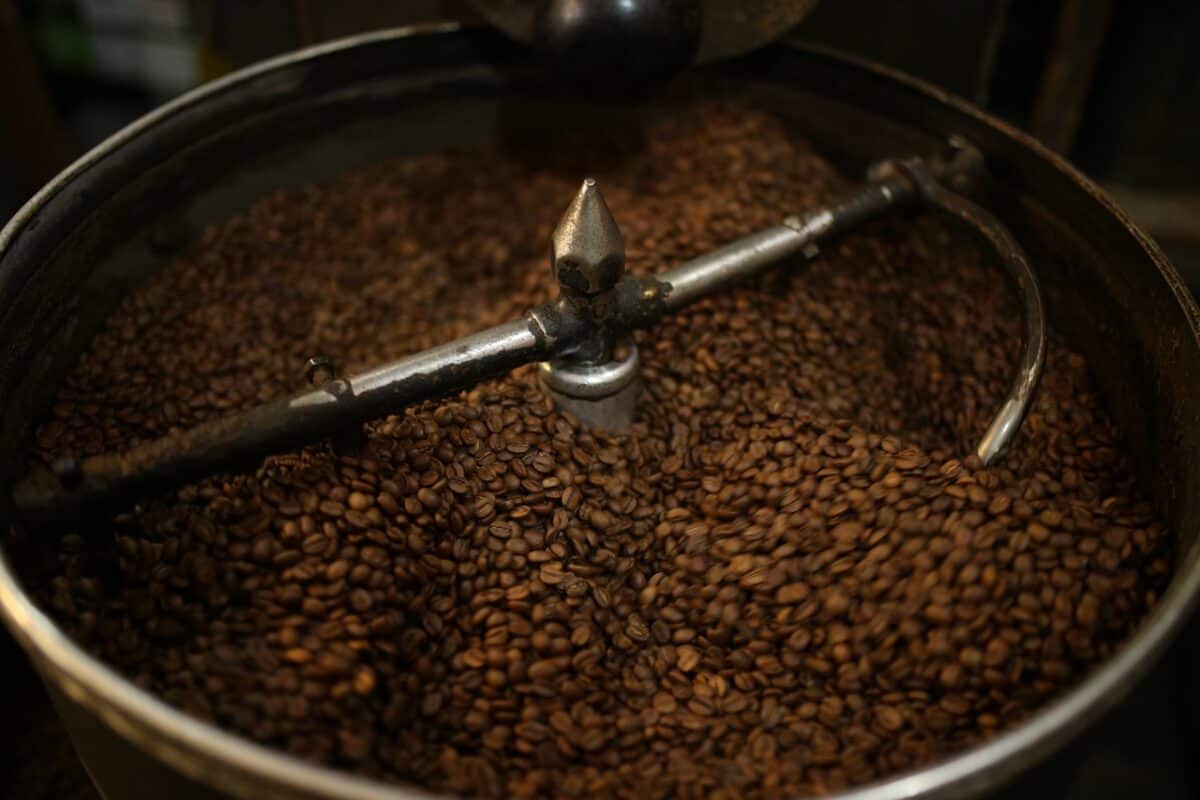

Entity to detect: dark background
[1,1,1198,798]
[4,0,1198,281]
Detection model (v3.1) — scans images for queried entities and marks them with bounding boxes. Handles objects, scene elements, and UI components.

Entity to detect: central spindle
[538,178,642,432]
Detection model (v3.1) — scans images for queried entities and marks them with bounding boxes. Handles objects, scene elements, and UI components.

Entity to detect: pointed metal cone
[552,178,625,296]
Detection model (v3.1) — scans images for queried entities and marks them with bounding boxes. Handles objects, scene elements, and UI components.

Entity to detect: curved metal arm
[878,147,1046,466]
[658,143,1045,465]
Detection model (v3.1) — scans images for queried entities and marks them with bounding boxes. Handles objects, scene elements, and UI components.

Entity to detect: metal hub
[539,178,642,432]
[540,338,641,432]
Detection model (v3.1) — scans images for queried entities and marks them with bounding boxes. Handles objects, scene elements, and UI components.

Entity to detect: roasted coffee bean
[29,98,1170,800]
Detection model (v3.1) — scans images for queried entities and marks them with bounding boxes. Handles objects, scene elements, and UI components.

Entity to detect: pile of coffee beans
[29,98,1170,798]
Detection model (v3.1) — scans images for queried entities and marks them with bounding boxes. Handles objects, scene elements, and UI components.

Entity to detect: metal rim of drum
[0,22,1198,800]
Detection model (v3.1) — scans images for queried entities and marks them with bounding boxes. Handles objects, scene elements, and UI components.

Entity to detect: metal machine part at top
[469,0,820,81]
[11,138,1045,528]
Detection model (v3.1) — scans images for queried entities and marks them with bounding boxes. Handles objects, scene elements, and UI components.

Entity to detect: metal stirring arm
[872,146,1046,465]
[12,140,1045,528]
[15,321,553,526]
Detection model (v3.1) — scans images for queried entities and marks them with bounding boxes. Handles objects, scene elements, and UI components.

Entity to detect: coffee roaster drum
[1,25,1197,800]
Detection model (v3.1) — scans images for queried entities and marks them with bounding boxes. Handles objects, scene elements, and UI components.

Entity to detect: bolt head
[552,178,625,297]
[304,356,335,386]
